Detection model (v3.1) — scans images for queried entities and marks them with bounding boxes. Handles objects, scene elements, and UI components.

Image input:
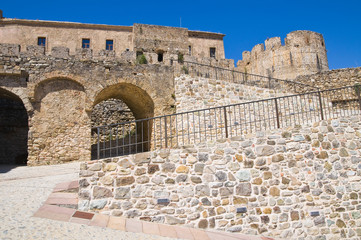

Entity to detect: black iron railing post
[223,106,228,138]
[318,91,324,120]
[97,127,100,160]
[164,117,168,148]
[274,98,280,128]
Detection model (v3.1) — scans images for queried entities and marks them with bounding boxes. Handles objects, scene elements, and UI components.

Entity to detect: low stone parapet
[79,115,361,238]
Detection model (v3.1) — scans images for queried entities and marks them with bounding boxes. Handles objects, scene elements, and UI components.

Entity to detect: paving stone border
[79,116,361,239]
[33,180,270,240]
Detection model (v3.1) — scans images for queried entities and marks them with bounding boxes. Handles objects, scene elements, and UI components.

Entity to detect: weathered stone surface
[116,176,135,186]
[235,170,250,181]
[269,186,280,196]
[162,162,175,172]
[176,165,189,173]
[236,183,252,196]
[198,219,208,229]
[255,145,275,156]
[215,171,227,182]
[134,152,151,164]
[93,186,113,199]
[166,215,185,225]
[148,164,160,174]
[90,199,107,210]
[115,187,131,199]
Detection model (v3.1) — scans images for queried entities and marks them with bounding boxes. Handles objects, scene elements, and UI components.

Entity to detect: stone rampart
[237,31,329,80]
[295,67,361,90]
[79,115,361,239]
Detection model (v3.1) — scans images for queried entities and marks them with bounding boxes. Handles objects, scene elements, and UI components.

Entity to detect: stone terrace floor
[0,162,274,240]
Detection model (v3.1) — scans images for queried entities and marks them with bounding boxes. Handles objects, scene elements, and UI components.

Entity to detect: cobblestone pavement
[0,162,175,240]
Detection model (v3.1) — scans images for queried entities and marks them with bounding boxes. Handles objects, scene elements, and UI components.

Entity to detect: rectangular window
[210,47,216,58]
[38,37,46,47]
[82,39,90,48]
[189,45,192,55]
[106,40,113,51]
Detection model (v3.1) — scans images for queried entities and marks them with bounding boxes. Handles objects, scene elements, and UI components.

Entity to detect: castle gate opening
[91,83,154,159]
[0,88,28,164]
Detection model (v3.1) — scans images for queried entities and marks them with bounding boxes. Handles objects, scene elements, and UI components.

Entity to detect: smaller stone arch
[28,71,91,109]
[91,82,155,158]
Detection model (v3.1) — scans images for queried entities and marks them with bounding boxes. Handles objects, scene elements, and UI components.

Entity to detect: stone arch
[0,88,29,164]
[92,82,155,158]
[29,77,90,165]
[28,71,91,109]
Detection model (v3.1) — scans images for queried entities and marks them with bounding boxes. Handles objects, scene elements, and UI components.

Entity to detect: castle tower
[237,30,329,80]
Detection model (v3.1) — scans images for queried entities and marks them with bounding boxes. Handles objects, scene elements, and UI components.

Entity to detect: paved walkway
[0,162,273,240]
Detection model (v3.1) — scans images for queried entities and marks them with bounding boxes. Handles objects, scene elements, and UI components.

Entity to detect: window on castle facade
[38,37,46,47]
[82,39,90,48]
[189,46,192,55]
[106,40,113,51]
[210,47,216,58]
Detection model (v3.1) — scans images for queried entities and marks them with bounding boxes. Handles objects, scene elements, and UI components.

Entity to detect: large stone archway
[0,88,29,164]
[28,78,90,165]
[91,83,155,159]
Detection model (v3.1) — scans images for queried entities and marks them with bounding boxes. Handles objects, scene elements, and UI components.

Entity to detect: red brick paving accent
[33,204,75,222]
[34,180,275,240]
[72,211,94,220]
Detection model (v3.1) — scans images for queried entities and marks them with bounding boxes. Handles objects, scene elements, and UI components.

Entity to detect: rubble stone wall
[79,115,361,239]
[295,67,361,90]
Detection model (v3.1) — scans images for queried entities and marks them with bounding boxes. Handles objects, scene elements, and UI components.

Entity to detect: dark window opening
[136,51,143,58]
[157,52,163,62]
[189,46,192,55]
[38,37,46,47]
[210,47,216,58]
[106,40,113,51]
[82,39,90,49]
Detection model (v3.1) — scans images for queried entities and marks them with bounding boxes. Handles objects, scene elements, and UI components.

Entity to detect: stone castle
[1,10,361,240]
[0,10,333,166]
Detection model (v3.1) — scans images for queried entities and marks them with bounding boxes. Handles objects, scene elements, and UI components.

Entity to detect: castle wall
[295,67,361,90]
[133,24,188,55]
[0,18,226,62]
[237,31,329,80]
[79,115,361,239]
[174,75,290,113]
[0,43,175,165]
[188,32,225,60]
[0,21,133,56]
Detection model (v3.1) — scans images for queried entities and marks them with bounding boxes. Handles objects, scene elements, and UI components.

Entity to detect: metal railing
[175,61,319,93]
[91,85,361,160]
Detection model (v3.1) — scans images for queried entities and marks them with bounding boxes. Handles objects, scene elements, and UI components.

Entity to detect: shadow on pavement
[0,164,23,174]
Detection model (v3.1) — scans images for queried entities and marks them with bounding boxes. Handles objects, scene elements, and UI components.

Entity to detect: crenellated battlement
[0,43,136,63]
[237,30,328,80]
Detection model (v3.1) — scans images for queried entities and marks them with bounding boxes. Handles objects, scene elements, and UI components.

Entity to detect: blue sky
[2,0,360,70]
